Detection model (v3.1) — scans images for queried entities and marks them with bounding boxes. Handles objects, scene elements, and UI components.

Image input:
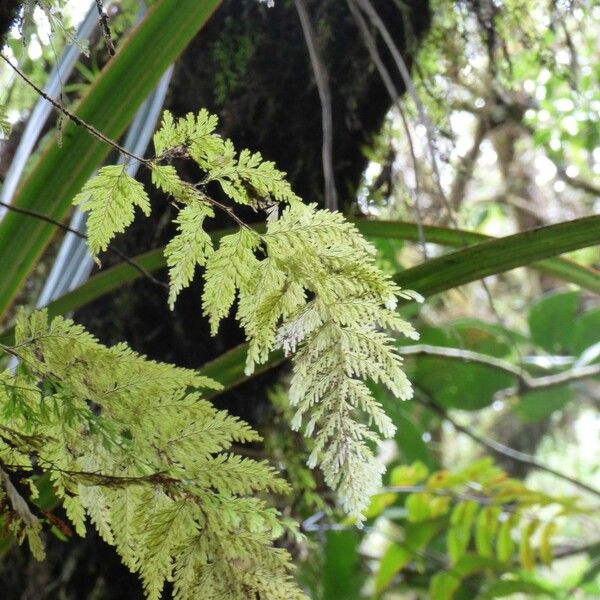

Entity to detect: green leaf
[13,217,600,341]
[539,522,557,566]
[0,0,223,319]
[430,571,460,600]
[518,519,540,570]
[448,501,479,565]
[514,386,572,423]
[430,556,507,600]
[202,228,261,335]
[5,217,599,405]
[572,307,600,356]
[479,579,555,599]
[393,217,600,298]
[73,165,151,257]
[360,220,600,294]
[411,326,515,410]
[475,506,501,558]
[322,530,364,600]
[375,543,413,593]
[390,461,430,487]
[528,290,581,353]
[496,515,518,563]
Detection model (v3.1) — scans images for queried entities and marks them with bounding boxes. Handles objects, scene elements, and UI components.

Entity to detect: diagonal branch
[346,0,427,258]
[0,199,167,289]
[419,397,600,499]
[398,344,600,394]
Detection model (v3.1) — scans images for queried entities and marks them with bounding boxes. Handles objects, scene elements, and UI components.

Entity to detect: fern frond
[1,310,305,600]
[202,228,262,334]
[201,201,418,519]
[164,198,214,308]
[73,164,151,257]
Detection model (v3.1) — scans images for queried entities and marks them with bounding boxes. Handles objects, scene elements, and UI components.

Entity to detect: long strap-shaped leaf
[15,217,598,332]
[3,216,596,388]
[0,0,222,321]
[199,216,600,395]
[391,215,600,296]
[357,220,600,294]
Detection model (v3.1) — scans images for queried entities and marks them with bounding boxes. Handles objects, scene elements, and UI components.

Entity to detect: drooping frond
[69,107,421,521]
[0,310,305,600]
[164,198,214,308]
[200,203,419,519]
[202,227,262,334]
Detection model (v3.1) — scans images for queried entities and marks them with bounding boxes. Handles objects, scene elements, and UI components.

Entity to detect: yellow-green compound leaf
[497,514,518,563]
[539,521,557,566]
[448,500,479,565]
[73,165,151,257]
[475,506,501,558]
[375,543,413,593]
[164,198,214,309]
[519,519,540,570]
[153,109,220,160]
[389,461,429,486]
[151,164,201,204]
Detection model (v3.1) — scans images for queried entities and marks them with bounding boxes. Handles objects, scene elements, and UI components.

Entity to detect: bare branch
[0,199,168,289]
[294,0,338,211]
[398,344,600,394]
[94,0,116,56]
[0,53,150,167]
[346,0,427,257]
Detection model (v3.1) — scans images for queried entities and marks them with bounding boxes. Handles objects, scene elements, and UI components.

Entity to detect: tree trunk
[1,1,431,597]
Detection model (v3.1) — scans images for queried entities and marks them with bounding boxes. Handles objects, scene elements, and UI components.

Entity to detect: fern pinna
[0,109,420,598]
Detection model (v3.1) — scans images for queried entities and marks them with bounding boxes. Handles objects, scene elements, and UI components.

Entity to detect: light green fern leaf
[164,198,214,308]
[151,163,200,204]
[153,109,222,163]
[73,164,151,257]
[208,144,299,206]
[2,309,305,600]
[202,228,262,334]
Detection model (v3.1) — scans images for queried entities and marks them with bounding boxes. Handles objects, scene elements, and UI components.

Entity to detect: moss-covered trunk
[1,1,430,597]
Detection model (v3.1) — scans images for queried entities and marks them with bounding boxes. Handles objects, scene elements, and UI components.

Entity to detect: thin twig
[0,53,150,167]
[346,0,427,257]
[398,344,600,394]
[348,2,519,359]
[294,0,338,211]
[0,200,167,289]
[94,0,116,56]
[555,165,600,197]
[352,0,457,227]
[419,397,600,499]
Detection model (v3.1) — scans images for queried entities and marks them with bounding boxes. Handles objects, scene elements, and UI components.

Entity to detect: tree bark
[0,0,22,49]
